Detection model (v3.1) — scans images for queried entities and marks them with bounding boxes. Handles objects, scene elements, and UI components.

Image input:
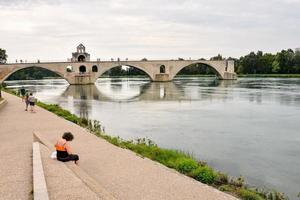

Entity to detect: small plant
[218,185,234,192]
[92,120,102,132]
[230,176,245,187]
[189,166,217,184]
[214,172,229,186]
[238,188,264,200]
[175,158,198,174]
[198,160,207,167]
[80,117,89,126]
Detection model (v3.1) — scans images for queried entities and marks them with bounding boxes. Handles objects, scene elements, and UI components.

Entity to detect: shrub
[214,172,229,186]
[239,189,264,200]
[230,176,245,187]
[218,185,234,192]
[80,118,89,126]
[190,166,217,184]
[175,158,198,174]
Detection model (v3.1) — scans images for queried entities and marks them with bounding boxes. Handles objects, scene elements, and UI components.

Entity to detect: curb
[33,142,49,200]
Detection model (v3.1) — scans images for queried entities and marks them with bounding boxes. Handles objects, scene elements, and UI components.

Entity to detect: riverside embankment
[0,91,237,200]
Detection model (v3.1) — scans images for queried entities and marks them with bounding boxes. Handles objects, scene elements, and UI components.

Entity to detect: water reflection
[62,81,186,102]
[5,77,300,107]
[62,78,229,102]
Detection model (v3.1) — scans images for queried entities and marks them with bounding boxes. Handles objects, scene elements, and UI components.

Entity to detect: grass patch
[2,86,291,200]
[239,189,264,200]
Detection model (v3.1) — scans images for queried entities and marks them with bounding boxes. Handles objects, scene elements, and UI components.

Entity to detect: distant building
[295,48,300,53]
[71,44,90,62]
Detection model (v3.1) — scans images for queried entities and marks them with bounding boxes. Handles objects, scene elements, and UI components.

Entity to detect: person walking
[24,93,29,111]
[20,87,26,102]
[28,93,36,113]
[55,132,79,164]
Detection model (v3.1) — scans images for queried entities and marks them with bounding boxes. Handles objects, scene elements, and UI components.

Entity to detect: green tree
[0,48,7,64]
[210,54,223,61]
[275,49,295,73]
[0,48,8,98]
[294,51,300,73]
[272,60,280,73]
[103,66,125,76]
[237,51,274,74]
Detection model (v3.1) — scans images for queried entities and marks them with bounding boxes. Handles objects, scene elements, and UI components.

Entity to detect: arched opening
[160,65,166,73]
[66,65,73,72]
[79,65,86,73]
[175,63,221,78]
[78,55,86,62]
[92,65,98,72]
[98,65,151,92]
[101,65,150,79]
[3,66,69,93]
[5,66,61,81]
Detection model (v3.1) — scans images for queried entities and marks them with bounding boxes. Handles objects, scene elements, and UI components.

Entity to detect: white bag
[50,151,57,159]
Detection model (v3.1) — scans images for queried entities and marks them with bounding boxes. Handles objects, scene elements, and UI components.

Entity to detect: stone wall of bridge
[0,60,236,85]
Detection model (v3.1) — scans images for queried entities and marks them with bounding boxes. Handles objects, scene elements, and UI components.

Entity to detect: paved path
[0,92,237,200]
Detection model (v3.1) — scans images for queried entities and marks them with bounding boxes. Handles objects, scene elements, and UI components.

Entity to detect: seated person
[55,132,79,164]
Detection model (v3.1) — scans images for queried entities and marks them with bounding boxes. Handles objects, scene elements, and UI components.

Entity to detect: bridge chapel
[71,44,90,62]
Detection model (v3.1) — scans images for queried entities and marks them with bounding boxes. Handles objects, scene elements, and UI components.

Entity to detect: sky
[0,0,299,62]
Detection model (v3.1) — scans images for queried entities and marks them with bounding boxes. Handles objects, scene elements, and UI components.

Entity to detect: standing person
[20,87,26,102]
[28,93,36,113]
[24,93,29,111]
[55,132,79,164]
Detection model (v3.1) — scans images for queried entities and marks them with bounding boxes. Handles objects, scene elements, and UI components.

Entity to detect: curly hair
[62,132,74,141]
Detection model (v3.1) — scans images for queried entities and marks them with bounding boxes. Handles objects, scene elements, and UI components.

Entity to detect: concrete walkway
[0,92,237,200]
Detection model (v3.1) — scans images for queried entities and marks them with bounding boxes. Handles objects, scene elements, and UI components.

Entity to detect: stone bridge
[0,60,236,85]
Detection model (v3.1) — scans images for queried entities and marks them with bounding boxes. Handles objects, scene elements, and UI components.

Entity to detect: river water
[5,77,300,199]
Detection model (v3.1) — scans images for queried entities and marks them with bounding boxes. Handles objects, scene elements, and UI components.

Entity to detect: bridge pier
[152,74,172,82]
[219,72,237,80]
[65,74,96,85]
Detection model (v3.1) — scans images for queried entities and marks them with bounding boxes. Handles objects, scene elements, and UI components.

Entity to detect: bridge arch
[172,62,223,79]
[1,65,70,84]
[97,64,154,80]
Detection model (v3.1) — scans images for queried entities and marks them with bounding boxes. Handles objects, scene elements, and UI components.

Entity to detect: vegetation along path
[0,91,237,200]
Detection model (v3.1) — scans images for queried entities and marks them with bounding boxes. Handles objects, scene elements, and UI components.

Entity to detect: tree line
[236,49,300,74]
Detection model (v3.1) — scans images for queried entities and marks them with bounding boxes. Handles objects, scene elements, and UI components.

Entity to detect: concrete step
[35,132,116,200]
[39,143,100,199]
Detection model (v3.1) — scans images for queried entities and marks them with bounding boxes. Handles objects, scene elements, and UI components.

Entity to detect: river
[5,77,300,199]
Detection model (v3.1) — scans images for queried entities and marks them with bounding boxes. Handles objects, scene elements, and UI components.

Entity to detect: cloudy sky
[0,0,299,62]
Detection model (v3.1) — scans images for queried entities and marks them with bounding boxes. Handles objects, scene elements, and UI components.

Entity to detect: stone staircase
[33,133,116,200]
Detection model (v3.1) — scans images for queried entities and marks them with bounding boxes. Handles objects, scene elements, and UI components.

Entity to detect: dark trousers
[57,154,79,162]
